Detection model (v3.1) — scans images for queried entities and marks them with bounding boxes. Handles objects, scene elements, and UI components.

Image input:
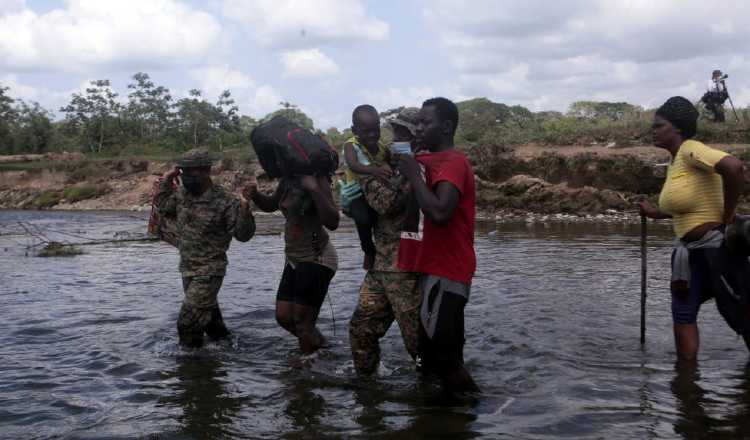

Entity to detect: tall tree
[174,89,216,148]
[126,72,172,142]
[263,102,314,130]
[60,79,121,153]
[0,85,17,152]
[215,90,240,150]
[12,100,54,154]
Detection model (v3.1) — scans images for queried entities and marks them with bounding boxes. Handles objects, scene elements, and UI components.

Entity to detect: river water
[1,210,749,439]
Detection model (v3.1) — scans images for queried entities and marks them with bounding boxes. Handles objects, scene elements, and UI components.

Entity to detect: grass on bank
[38,242,84,257]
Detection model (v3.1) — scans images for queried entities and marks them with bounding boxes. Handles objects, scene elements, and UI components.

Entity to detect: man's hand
[398,155,420,180]
[372,164,393,182]
[242,175,258,201]
[165,166,181,183]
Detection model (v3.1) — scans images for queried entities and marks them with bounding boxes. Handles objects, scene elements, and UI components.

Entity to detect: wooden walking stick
[640,214,647,345]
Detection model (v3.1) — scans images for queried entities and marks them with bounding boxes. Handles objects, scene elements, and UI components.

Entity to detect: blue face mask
[391,141,412,156]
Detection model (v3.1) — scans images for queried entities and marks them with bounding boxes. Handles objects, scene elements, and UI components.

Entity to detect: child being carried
[341,104,392,270]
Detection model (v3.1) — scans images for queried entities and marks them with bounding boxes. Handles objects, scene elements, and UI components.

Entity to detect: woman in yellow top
[639,96,748,364]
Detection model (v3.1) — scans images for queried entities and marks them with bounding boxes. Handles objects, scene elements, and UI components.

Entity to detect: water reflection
[164,354,241,439]
[283,378,327,438]
[6,210,750,439]
[671,361,750,439]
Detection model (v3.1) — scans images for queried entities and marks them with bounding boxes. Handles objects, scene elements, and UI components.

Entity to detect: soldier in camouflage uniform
[349,108,422,375]
[154,148,256,348]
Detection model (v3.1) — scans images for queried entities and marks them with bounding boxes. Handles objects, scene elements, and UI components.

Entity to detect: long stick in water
[640,214,647,345]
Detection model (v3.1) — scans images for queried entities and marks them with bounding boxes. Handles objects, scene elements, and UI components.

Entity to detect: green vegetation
[32,190,63,209]
[62,183,108,202]
[2,76,749,159]
[454,98,750,148]
[38,242,83,257]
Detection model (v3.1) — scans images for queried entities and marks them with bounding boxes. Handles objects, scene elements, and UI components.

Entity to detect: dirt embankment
[1,144,748,216]
[0,156,268,211]
[467,143,750,217]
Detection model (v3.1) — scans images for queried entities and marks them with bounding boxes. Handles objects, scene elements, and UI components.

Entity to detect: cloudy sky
[2,0,749,129]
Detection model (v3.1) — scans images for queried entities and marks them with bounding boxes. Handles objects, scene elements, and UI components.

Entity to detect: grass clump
[38,242,83,257]
[62,183,108,203]
[32,190,63,209]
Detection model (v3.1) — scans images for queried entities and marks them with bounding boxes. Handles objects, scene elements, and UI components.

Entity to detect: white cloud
[0,0,222,73]
[0,0,25,15]
[360,86,439,113]
[422,0,750,110]
[189,65,256,93]
[280,49,340,79]
[188,65,282,117]
[222,0,388,48]
[0,75,96,115]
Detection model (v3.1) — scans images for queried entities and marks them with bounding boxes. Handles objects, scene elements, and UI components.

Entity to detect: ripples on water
[1,210,750,439]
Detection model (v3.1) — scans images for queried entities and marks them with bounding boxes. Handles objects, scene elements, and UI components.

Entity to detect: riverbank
[1,144,748,216]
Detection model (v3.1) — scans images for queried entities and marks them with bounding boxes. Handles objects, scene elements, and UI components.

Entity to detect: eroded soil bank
[1,144,748,219]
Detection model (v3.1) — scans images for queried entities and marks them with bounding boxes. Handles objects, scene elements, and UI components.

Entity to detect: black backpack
[251,116,338,178]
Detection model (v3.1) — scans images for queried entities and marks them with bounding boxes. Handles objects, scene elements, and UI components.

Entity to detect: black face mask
[181,175,203,194]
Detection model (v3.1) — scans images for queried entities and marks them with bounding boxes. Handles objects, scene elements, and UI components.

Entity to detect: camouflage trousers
[349,271,421,375]
[178,275,230,348]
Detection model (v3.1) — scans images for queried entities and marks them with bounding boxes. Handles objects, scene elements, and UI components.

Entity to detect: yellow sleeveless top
[343,136,389,184]
[658,140,728,238]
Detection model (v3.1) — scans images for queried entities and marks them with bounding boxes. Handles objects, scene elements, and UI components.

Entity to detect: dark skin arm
[300,175,340,230]
[344,142,392,181]
[715,155,745,224]
[247,180,282,213]
[398,155,460,225]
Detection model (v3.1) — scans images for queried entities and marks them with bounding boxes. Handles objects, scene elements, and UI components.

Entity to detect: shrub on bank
[62,183,108,203]
[32,190,63,209]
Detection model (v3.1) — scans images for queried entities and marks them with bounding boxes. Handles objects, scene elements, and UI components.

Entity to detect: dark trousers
[350,196,378,256]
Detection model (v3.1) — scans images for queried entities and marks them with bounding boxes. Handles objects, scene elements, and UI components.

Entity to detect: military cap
[177,148,214,168]
[389,107,420,136]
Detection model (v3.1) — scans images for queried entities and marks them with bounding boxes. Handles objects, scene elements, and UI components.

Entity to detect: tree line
[1,74,746,157]
[0,72,329,156]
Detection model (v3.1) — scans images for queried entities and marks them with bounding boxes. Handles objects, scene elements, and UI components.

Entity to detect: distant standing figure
[248,172,339,355]
[154,148,256,348]
[702,70,728,123]
[398,97,480,393]
[638,97,750,363]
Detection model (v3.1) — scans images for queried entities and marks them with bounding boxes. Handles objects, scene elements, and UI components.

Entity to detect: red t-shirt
[407,149,476,284]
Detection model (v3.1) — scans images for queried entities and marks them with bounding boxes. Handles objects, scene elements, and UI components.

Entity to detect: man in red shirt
[398,97,479,393]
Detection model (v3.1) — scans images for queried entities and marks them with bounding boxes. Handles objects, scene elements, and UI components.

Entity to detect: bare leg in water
[276,300,327,355]
[674,323,699,364]
[443,367,480,394]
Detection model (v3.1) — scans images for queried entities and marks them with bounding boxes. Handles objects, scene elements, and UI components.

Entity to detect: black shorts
[277,262,335,308]
[418,276,469,376]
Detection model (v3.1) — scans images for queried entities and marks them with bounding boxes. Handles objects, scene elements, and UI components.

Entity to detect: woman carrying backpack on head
[248,117,340,355]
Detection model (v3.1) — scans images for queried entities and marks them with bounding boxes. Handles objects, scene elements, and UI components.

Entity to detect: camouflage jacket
[359,175,411,272]
[154,179,255,277]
